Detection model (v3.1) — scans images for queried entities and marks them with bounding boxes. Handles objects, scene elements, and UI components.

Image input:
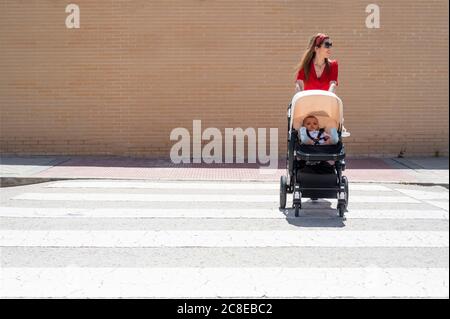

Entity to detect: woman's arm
[329,61,338,93]
[295,80,304,92]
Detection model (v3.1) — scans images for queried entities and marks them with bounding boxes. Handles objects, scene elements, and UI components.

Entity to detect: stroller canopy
[290,90,344,132]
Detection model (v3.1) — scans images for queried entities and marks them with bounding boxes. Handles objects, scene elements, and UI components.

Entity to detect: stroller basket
[297,142,345,161]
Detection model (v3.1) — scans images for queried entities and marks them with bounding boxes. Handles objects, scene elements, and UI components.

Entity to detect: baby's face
[304,117,319,131]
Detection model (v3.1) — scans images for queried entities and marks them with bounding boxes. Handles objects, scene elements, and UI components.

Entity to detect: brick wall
[1,0,448,158]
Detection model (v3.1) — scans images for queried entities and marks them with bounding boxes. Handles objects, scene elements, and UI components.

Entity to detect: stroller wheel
[294,203,301,217]
[342,176,349,209]
[279,176,287,209]
[338,204,345,218]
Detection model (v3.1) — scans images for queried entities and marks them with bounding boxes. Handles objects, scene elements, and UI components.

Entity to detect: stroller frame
[279,91,349,217]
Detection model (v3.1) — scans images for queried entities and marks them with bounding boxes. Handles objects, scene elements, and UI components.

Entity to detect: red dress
[296,59,338,91]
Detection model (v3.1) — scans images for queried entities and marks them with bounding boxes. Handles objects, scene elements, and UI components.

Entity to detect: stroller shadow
[279,199,346,228]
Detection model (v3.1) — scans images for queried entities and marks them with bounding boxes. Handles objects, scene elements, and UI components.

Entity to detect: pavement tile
[1,156,448,184]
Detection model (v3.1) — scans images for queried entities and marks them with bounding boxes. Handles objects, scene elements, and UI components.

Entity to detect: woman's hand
[295,80,304,92]
[328,81,337,93]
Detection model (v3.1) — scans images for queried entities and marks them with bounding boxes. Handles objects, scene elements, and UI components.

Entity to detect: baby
[299,115,338,145]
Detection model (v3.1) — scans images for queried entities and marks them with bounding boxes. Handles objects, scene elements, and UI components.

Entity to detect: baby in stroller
[300,115,339,145]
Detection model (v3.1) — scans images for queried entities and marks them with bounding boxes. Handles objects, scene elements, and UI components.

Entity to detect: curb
[1,176,448,188]
[0,177,69,188]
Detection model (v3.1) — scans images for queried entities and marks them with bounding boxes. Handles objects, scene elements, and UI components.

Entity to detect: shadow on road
[280,199,346,228]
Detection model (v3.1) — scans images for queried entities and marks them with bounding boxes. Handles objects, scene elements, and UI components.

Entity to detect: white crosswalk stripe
[45,180,391,191]
[395,188,449,200]
[1,180,448,298]
[12,192,422,203]
[0,207,447,219]
[1,267,448,298]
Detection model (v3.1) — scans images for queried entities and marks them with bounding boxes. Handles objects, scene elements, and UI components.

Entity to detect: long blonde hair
[294,33,331,81]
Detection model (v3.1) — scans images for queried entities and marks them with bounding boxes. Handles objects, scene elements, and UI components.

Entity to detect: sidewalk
[0,155,448,187]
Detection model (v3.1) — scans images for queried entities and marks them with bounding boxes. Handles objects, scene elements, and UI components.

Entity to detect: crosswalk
[0,179,448,298]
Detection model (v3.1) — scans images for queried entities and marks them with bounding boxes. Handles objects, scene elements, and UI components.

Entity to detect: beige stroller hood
[290,90,344,133]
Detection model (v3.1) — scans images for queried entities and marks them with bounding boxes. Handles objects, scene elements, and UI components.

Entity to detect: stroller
[280,90,349,217]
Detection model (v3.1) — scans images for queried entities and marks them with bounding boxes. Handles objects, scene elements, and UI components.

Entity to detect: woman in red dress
[294,33,338,93]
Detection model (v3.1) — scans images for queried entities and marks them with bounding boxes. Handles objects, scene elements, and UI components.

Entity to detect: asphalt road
[0,179,448,298]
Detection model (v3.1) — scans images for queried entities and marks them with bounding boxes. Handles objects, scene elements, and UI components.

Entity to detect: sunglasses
[323,41,333,48]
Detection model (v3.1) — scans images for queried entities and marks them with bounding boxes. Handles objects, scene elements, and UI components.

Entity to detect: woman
[294,33,338,93]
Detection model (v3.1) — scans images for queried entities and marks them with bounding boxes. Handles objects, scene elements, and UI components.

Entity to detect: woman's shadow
[279,199,346,228]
